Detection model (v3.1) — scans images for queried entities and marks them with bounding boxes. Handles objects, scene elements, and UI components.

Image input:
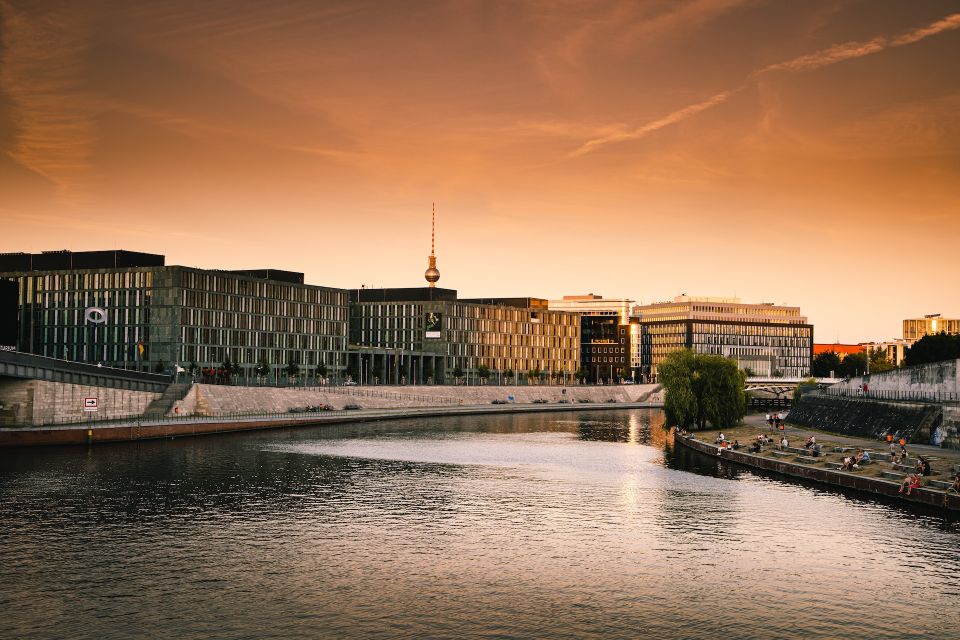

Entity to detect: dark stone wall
[788,393,942,445]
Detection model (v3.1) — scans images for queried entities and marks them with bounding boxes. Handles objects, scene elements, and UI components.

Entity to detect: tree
[868,348,895,374]
[452,365,465,384]
[660,349,746,430]
[316,362,327,380]
[811,351,842,378]
[154,359,165,374]
[188,361,199,378]
[477,364,491,383]
[504,368,514,384]
[742,367,756,378]
[254,357,270,381]
[345,363,358,382]
[794,377,819,402]
[903,333,960,367]
[839,352,868,378]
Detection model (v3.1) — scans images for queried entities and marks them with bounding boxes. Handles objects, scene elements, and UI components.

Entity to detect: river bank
[0,401,662,446]
[674,417,960,511]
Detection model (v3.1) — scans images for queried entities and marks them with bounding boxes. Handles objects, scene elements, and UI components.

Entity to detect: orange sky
[2,0,959,343]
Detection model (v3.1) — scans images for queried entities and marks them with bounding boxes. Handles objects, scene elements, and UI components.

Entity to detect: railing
[818,388,960,403]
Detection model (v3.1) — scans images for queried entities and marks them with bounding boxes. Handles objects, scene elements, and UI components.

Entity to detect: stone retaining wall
[174,383,661,417]
[0,379,162,426]
[788,393,945,446]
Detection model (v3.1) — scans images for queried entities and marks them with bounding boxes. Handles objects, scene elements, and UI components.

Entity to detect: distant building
[903,314,960,341]
[0,250,349,380]
[548,294,638,383]
[632,295,813,379]
[350,287,580,384]
[860,339,911,367]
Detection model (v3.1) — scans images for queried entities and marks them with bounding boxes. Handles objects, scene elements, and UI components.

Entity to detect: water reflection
[1,409,958,640]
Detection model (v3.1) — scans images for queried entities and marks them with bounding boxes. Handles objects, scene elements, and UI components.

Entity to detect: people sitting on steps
[779,435,788,451]
[915,456,932,477]
[899,473,922,496]
[811,443,822,457]
[804,435,816,450]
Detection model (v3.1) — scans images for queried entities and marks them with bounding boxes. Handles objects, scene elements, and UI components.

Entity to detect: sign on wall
[83,397,98,412]
[425,312,442,339]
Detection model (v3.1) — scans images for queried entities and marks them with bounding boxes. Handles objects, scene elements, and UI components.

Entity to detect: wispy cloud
[570,11,960,158]
[0,1,97,203]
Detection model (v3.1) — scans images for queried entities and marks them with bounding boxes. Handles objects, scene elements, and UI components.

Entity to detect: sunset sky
[2,0,959,343]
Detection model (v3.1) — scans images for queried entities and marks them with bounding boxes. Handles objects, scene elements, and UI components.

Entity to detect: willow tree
[660,349,746,430]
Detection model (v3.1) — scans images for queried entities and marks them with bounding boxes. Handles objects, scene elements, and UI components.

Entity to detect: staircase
[142,383,192,419]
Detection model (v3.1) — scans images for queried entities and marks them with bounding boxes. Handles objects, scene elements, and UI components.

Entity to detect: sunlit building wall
[633,295,813,379]
[352,288,580,383]
[903,314,960,341]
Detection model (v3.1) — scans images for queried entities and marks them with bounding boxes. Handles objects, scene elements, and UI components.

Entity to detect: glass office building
[633,295,813,379]
[350,288,580,384]
[0,250,349,379]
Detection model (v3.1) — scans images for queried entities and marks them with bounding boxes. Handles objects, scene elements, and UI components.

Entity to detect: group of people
[841,449,870,471]
[765,413,785,429]
[801,436,823,456]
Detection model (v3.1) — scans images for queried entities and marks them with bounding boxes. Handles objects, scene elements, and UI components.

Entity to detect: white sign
[83,397,98,412]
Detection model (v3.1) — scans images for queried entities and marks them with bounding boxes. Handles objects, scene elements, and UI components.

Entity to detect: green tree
[903,333,960,367]
[477,364,491,383]
[812,351,842,378]
[504,368,514,384]
[284,359,299,380]
[868,348,895,373]
[254,357,270,380]
[660,349,746,430]
[188,361,199,377]
[452,365,465,384]
[345,363,358,382]
[316,362,327,379]
[839,352,868,378]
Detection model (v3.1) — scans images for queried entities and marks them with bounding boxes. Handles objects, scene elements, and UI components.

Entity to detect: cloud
[570,11,960,158]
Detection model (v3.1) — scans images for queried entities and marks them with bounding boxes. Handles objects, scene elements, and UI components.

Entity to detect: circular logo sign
[84,307,107,324]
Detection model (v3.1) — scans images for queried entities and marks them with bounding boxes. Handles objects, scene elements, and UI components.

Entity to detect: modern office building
[350,287,580,384]
[549,294,638,382]
[632,295,814,379]
[0,250,350,380]
[903,314,960,341]
[860,339,911,367]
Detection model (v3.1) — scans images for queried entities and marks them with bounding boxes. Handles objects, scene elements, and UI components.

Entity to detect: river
[1,409,958,639]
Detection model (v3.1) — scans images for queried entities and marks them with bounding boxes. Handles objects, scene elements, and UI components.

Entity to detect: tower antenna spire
[424,202,440,287]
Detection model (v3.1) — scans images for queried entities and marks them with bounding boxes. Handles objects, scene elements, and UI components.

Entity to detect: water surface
[1,409,957,639]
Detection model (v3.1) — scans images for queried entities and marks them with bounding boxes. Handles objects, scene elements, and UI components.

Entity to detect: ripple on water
[0,409,958,640]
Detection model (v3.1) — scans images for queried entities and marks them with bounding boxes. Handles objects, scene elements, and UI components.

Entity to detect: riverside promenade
[0,399,663,447]
[674,413,960,511]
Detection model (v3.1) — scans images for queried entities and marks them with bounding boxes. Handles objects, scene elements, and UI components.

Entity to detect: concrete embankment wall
[835,359,960,395]
[0,379,161,426]
[175,383,662,417]
[788,393,947,446]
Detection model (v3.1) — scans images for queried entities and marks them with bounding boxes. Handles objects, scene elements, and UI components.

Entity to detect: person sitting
[841,456,855,471]
[811,443,822,457]
[779,436,788,450]
[749,440,762,454]
[715,432,725,444]
[731,439,741,450]
[917,457,932,477]
[854,450,866,466]
[947,473,960,496]
[804,436,816,449]
[891,451,904,467]
[860,450,871,464]
[899,473,921,496]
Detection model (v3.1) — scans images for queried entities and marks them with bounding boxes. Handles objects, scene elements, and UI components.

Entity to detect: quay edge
[673,432,960,512]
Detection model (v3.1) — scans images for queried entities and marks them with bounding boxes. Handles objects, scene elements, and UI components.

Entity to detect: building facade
[0,250,349,380]
[351,288,580,384]
[633,295,813,379]
[548,294,640,382]
[904,314,960,341]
